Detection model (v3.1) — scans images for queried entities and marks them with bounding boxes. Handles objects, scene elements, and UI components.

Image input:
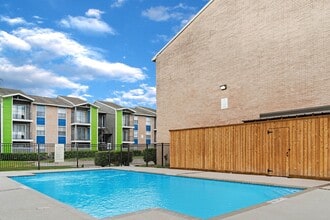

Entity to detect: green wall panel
[2,97,13,152]
[116,110,122,151]
[90,106,98,150]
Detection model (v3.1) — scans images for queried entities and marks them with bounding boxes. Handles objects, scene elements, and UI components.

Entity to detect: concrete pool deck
[0,167,329,220]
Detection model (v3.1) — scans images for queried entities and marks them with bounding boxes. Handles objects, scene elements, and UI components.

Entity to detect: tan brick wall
[45,106,58,143]
[156,0,330,142]
[136,115,156,144]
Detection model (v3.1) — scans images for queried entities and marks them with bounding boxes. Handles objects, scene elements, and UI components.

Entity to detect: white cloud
[142,4,196,24]
[85,9,104,19]
[11,27,145,82]
[13,27,90,57]
[59,9,115,34]
[111,0,126,8]
[74,56,145,82]
[0,16,27,25]
[142,6,173,22]
[0,30,31,51]
[151,34,171,43]
[105,84,156,107]
[0,58,88,97]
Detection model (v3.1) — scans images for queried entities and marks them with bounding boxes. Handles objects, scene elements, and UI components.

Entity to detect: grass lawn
[0,160,76,171]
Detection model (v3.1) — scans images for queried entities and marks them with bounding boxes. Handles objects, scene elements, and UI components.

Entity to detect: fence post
[120,144,123,166]
[146,144,149,167]
[161,143,164,167]
[37,144,40,170]
[108,143,111,167]
[76,143,79,168]
[127,144,130,166]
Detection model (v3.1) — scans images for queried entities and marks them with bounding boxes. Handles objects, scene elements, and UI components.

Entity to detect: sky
[0,0,208,109]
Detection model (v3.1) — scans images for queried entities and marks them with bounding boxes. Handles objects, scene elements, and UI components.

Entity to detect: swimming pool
[11,170,302,219]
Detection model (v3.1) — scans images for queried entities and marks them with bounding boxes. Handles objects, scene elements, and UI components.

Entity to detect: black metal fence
[0,143,169,171]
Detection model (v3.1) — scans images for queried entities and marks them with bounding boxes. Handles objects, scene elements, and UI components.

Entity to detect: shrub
[64,150,97,159]
[0,153,47,161]
[132,150,143,156]
[143,148,156,164]
[94,151,133,167]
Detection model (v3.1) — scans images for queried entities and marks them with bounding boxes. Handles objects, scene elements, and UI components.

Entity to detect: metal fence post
[127,144,130,166]
[120,144,123,166]
[146,144,149,167]
[161,143,164,167]
[108,143,111,167]
[37,144,40,170]
[76,143,79,168]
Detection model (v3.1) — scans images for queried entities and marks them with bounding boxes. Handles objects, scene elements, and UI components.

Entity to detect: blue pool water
[11,170,302,219]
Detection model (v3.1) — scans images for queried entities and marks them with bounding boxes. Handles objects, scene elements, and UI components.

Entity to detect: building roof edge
[151,0,214,62]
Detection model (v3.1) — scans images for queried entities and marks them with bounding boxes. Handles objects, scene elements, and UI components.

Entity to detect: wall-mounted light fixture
[220,84,227,90]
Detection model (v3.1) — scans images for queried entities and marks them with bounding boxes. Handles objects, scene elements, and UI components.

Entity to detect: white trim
[2,93,34,102]
[152,0,214,61]
[32,102,71,108]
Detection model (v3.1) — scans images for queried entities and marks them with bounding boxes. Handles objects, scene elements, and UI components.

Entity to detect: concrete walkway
[0,167,329,220]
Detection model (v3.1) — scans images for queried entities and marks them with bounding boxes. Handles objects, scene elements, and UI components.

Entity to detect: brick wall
[156,0,330,142]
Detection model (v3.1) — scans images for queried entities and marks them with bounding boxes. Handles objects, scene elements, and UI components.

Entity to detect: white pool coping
[1,167,329,220]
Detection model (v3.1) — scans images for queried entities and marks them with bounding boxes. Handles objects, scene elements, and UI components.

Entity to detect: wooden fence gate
[170,115,330,180]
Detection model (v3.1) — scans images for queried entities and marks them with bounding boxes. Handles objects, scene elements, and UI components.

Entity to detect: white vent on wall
[221,98,228,109]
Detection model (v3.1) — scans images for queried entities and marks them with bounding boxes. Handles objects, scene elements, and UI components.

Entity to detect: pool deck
[0,167,329,220]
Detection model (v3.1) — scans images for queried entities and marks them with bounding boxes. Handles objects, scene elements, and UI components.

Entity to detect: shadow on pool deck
[0,167,329,220]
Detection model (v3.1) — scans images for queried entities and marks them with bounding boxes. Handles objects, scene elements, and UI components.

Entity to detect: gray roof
[30,95,72,107]
[134,106,156,117]
[58,96,87,106]
[96,101,124,110]
[0,87,26,96]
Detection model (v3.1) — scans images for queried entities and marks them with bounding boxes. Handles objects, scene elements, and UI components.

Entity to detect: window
[75,110,89,123]
[134,139,138,144]
[123,114,130,126]
[134,130,138,138]
[146,131,151,144]
[146,125,151,131]
[37,105,45,117]
[58,126,66,136]
[13,124,27,139]
[77,127,90,140]
[134,116,138,124]
[37,125,45,136]
[13,104,27,119]
[123,129,130,141]
[146,117,151,125]
[58,108,66,119]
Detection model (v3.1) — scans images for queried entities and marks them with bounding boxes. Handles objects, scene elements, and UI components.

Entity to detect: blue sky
[0,0,208,108]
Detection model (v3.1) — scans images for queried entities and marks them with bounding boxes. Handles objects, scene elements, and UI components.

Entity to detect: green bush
[94,151,133,167]
[64,150,97,159]
[132,150,143,156]
[0,153,48,161]
[143,148,157,164]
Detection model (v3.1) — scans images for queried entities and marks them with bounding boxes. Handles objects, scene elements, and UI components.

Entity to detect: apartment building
[29,95,72,150]
[94,101,157,151]
[0,87,98,152]
[0,88,34,152]
[94,101,135,151]
[132,106,156,145]
[153,0,330,143]
[59,96,98,150]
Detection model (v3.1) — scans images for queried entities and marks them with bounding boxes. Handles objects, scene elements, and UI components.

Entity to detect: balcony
[12,133,33,142]
[12,113,33,122]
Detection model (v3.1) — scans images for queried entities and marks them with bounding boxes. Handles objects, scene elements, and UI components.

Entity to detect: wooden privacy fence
[170,115,330,180]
